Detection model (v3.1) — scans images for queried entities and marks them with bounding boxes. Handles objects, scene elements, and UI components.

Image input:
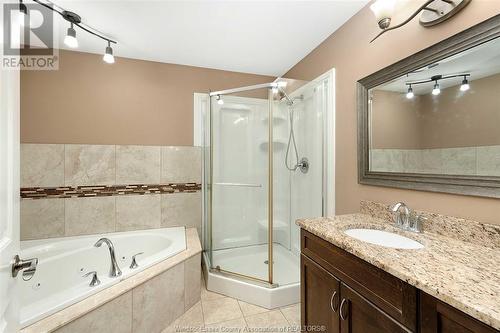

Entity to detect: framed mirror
[358,15,500,198]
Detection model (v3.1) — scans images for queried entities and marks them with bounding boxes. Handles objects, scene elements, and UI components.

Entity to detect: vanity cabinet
[301,229,499,333]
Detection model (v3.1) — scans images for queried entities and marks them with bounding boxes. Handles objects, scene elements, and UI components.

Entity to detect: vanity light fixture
[216,95,224,105]
[370,0,472,43]
[432,81,441,96]
[64,23,78,48]
[26,0,117,64]
[406,85,414,99]
[404,73,470,98]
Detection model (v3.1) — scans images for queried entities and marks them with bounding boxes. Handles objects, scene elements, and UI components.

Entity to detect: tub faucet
[94,238,122,278]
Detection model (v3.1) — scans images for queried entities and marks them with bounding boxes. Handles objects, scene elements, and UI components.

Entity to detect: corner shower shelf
[259,139,287,151]
[261,115,287,125]
[258,219,288,230]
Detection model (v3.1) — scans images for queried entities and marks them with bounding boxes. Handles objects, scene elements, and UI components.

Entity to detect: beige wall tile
[55,291,132,333]
[21,144,64,187]
[161,192,201,234]
[132,263,185,333]
[21,199,65,240]
[116,145,160,184]
[184,254,201,310]
[65,197,115,236]
[161,146,201,183]
[116,195,161,232]
[477,145,500,177]
[65,144,115,186]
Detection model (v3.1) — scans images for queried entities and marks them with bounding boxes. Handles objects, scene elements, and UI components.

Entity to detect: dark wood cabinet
[420,292,499,333]
[300,229,499,333]
[339,282,412,333]
[301,254,340,332]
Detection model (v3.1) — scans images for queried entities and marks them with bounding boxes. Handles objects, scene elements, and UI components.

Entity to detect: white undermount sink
[344,228,424,250]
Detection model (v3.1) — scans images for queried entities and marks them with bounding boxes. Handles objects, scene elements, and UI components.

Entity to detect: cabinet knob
[340,298,349,321]
[330,291,338,312]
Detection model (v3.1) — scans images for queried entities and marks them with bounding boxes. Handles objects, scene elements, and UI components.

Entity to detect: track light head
[432,81,441,96]
[64,23,78,48]
[216,95,224,105]
[103,42,115,64]
[406,85,414,99]
[460,76,470,92]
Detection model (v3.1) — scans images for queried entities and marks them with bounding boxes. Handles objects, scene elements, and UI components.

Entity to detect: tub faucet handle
[130,252,144,269]
[83,271,101,287]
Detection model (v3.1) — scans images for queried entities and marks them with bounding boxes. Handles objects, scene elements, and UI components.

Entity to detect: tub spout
[94,238,122,278]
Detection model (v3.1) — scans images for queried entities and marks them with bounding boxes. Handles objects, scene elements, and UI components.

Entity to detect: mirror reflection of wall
[368,37,500,177]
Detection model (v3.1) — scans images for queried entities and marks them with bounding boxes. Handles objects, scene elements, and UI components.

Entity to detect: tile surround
[370,145,500,176]
[65,197,116,236]
[20,143,202,240]
[65,145,116,186]
[21,144,64,188]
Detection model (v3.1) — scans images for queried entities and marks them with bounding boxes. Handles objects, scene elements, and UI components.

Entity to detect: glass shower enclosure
[203,77,329,296]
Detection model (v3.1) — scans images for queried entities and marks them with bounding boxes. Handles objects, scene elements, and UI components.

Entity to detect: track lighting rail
[405,73,470,86]
[30,0,117,44]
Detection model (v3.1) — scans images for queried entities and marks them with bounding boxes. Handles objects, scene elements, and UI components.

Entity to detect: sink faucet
[390,202,410,228]
[94,238,122,278]
[389,202,425,233]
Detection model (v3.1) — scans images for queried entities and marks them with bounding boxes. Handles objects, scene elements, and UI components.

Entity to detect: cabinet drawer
[301,229,417,331]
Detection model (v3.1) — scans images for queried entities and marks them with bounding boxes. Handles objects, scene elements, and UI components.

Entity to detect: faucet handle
[409,214,426,233]
[83,271,101,287]
[130,252,144,269]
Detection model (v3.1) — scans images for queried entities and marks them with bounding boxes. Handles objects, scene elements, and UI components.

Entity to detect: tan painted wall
[372,73,500,149]
[285,0,500,224]
[21,50,273,146]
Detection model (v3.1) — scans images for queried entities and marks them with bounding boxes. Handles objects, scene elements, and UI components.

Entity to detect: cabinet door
[420,292,499,333]
[339,283,413,333]
[301,254,340,333]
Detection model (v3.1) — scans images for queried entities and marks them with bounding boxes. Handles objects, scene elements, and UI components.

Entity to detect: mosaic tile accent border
[21,183,201,200]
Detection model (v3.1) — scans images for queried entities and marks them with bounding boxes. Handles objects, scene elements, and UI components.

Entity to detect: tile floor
[162,274,301,332]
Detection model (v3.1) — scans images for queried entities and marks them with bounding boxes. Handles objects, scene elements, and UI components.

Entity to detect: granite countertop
[296,212,500,330]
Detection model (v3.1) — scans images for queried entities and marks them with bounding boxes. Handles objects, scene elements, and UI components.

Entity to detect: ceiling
[377,37,500,94]
[45,0,368,76]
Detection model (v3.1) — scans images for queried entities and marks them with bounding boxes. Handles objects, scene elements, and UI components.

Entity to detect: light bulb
[406,86,414,99]
[103,43,115,64]
[460,77,470,92]
[432,82,441,96]
[370,0,396,28]
[64,24,78,48]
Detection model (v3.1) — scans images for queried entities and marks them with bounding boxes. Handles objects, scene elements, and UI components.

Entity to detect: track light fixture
[216,95,224,105]
[103,41,115,64]
[64,23,78,48]
[370,0,472,43]
[406,85,414,99]
[404,73,470,98]
[460,76,470,92]
[432,81,441,96]
[28,0,117,64]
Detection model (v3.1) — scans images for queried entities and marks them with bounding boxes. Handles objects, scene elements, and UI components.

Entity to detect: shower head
[278,87,303,106]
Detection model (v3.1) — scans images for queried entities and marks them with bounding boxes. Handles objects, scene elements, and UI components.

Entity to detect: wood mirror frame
[357,14,500,198]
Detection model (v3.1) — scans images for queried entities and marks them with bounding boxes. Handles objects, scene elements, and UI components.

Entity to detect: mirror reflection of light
[233,117,246,125]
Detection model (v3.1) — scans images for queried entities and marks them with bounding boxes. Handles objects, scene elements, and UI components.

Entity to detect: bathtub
[19,227,186,328]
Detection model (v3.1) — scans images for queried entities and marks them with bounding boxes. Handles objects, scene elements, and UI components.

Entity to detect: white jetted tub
[19,227,186,328]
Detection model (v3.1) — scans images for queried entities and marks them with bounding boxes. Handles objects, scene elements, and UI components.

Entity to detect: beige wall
[21,50,273,146]
[285,0,500,224]
[372,73,500,149]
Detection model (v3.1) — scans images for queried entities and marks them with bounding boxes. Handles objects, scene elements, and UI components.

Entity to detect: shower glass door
[208,86,273,284]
